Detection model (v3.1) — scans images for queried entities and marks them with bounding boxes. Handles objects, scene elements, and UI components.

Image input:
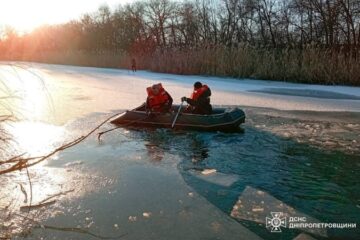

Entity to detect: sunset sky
[0,0,133,33]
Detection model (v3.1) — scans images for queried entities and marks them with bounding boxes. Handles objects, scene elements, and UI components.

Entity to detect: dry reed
[3,46,359,85]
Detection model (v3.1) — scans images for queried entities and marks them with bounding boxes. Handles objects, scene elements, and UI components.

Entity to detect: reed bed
[1,47,359,85]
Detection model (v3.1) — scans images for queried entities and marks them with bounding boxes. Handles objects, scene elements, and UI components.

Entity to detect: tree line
[1,0,360,85]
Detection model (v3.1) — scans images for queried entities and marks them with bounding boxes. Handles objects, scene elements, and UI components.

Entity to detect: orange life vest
[147,83,170,111]
[191,85,209,100]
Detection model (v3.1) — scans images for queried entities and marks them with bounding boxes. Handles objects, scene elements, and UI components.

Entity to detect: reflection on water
[1,112,358,239]
[189,135,210,164]
[0,64,53,121]
[0,165,76,237]
[1,121,67,226]
[143,130,210,163]
[6,121,65,156]
[145,143,165,162]
[1,63,359,239]
[121,126,360,239]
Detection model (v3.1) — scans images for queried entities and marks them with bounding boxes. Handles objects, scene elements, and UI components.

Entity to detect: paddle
[171,101,185,128]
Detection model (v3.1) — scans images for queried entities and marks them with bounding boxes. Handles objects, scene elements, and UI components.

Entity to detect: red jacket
[146,83,171,112]
[191,85,209,100]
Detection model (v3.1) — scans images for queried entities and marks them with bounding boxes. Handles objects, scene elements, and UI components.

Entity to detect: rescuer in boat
[146,83,173,114]
[181,82,212,115]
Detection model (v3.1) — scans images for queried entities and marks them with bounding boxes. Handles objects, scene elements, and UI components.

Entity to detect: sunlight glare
[0,65,54,121]
[8,121,65,156]
[0,0,132,33]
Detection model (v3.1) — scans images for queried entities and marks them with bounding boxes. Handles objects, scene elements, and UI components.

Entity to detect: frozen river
[0,62,359,239]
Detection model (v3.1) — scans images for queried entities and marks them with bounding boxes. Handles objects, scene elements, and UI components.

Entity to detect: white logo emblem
[266,212,286,232]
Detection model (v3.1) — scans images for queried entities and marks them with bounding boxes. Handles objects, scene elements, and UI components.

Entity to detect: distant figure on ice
[131,58,137,72]
[146,83,173,113]
[181,82,212,115]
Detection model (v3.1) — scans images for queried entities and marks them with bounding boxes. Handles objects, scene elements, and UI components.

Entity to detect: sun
[1,1,57,33]
[0,0,132,33]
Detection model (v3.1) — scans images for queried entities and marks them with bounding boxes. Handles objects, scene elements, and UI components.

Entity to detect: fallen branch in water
[35,225,128,239]
[9,211,127,239]
[0,112,123,175]
[0,153,28,165]
[19,183,28,203]
[97,126,122,141]
[20,200,56,212]
[25,166,33,214]
[39,189,75,204]
[97,113,149,141]
[19,189,75,211]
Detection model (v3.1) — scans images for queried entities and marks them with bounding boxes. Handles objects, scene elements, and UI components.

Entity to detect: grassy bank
[1,47,360,86]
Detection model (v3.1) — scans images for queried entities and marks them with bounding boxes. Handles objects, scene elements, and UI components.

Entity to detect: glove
[181,97,187,102]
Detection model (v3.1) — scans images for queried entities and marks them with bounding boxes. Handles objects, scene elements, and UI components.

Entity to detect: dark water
[127,125,360,239]
[2,63,360,239]
[13,112,360,239]
[248,88,360,100]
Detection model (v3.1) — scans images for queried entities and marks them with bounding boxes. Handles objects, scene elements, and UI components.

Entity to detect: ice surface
[293,233,318,240]
[1,62,359,126]
[1,62,359,238]
[231,186,327,237]
[249,88,360,100]
[30,165,263,240]
[188,169,239,187]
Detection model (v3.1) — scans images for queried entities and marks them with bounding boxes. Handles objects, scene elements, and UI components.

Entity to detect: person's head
[194,81,202,90]
[151,84,161,95]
